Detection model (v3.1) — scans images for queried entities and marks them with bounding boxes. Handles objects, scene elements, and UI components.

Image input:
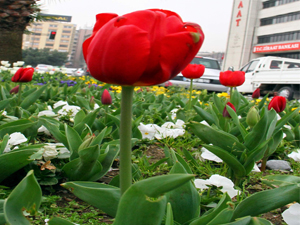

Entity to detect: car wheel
[278,86,294,100]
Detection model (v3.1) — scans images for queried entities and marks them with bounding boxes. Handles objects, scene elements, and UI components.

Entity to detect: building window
[257,30,300,44]
[260,11,300,26]
[64,25,72,28]
[32,33,41,36]
[62,30,71,33]
[31,37,40,41]
[61,35,70,38]
[61,40,69,43]
[49,24,58,27]
[263,0,299,8]
[45,44,54,47]
[59,44,68,47]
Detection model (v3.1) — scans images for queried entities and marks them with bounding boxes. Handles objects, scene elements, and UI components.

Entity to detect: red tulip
[165,81,173,87]
[181,64,205,79]
[219,71,245,87]
[101,89,112,105]
[223,102,236,118]
[83,9,204,86]
[11,67,34,82]
[10,85,19,94]
[252,88,260,99]
[268,96,286,113]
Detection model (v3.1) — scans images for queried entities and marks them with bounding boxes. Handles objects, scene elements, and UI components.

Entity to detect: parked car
[237,56,300,100]
[35,64,53,72]
[161,56,228,92]
[73,68,85,76]
[63,68,77,75]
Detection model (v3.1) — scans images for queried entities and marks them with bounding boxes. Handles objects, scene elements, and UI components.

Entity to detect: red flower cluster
[219,71,245,87]
[181,64,205,79]
[11,67,34,82]
[83,9,204,86]
[268,96,286,113]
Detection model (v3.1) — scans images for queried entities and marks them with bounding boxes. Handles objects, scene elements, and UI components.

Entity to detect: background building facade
[22,14,76,63]
[223,0,300,70]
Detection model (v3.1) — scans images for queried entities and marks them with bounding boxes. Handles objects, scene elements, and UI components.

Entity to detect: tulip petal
[18,68,34,82]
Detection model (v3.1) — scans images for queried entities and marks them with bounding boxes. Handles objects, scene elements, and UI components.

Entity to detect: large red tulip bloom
[268,96,286,113]
[182,64,205,79]
[219,71,245,87]
[11,67,34,82]
[83,9,204,86]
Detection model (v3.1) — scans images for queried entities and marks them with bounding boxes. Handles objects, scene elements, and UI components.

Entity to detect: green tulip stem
[17,83,23,105]
[188,79,193,110]
[229,87,233,102]
[119,86,134,195]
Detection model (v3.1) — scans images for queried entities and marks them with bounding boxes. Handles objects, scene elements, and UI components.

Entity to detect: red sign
[236,1,243,26]
[253,42,300,53]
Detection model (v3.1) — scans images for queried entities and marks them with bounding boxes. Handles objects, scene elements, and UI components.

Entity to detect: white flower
[53,100,68,109]
[16,61,24,66]
[200,120,210,126]
[49,71,55,75]
[38,125,51,136]
[288,149,300,162]
[1,61,9,65]
[284,125,292,130]
[43,145,58,161]
[194,174,240,198]
[38,71,45,74]
[4,132,27,153]
[58,105,80,117]
[276,114,281,121]
[138,123,160,140]
[38,110,56,117]
[1,111,7,116]
[282,203,300,225]
[200,147,223,163]
[252,164,261,172]
[170,108,179,120]
[94,103,100,109]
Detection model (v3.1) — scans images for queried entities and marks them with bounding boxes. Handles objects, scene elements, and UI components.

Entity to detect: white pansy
[13,62,18,67]
[38,110,56,117]
[94,103,100,109]
[26,65,32,68]
[38,125,51,136]
[194,174,240,198]
[1,61,9,65]
[43,144,58,161]
[58,105,80,117]
[288,149,300,162]
[138,123,160,140]
[282,203,300,225]
[200,120,210,126]
[10,69,17,75]
[170,108,179,120]
[4,132,28,153]
[175,119,185,128]
[201,147,223,163]
[38,71,45,74]
[47,66,53,71]
[17,61,24,66]
[0,66,8,71]
[276,114,281,121]
[252,164,261,172]
[284,125,292,130]
[53,100,68,109]
[49,71,55,75]
[1,111,7,116]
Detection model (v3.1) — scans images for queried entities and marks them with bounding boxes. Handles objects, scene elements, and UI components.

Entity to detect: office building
[223,0,300,70]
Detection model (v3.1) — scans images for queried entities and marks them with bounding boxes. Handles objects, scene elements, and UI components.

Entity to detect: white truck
[237,56,300,100]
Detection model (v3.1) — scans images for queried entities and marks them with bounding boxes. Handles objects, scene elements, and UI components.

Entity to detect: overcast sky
[39,0,234,52]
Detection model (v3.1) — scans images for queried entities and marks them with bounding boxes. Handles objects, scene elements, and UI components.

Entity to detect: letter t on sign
[236,19,241,26]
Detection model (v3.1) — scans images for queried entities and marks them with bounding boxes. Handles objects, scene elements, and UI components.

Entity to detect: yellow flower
[217,92,229,98]
[291,108,300,113]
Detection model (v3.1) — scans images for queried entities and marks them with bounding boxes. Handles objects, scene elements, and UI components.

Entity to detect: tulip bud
[90,96,95,109]
[101,89,112,105]
[246,107,260,128]
[10,85,19,94]
[223,102,236,118]
[268,96,286,113]
[79,135,95,150]
[252,88,260,99]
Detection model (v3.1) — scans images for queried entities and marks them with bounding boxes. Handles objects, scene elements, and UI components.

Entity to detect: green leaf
[262,174,300,187]
[113,174,194,225]
[61,181,120,217]
[202,144,246,178]
[190,193,231,225]
[20,85,47,109]
[232,184,300,220]
[166,162,200,224]
[65,124,83,160]
[73,108,100,134]
[3,170,42,225]
[213,93,224,114]
[275,108,299,132]
[0,119,36,139]
[76,95,91,110]
[0,99,12,110]
[207,208,234,225]
[0,149,38,182]
[165,203,174,225]
[226,105,247,140]
[62,145,102,181]
[194,105,219,127]
[188,122,245,154]
[0,134,9,155]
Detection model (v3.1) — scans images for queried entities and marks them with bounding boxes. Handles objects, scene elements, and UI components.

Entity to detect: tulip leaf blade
[226,105,247,140]
[193,105,219,127]
[61,181,120,217]
[232,184,300,220]
[0,99,12,110]
[20,84,47,109]
[0,119,36,139]
[202,144,246,178]
[3,170,42,225]
[48,217,75,225]
[64,124,83,160]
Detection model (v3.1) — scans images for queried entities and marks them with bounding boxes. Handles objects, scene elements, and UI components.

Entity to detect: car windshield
[191,58,220,70]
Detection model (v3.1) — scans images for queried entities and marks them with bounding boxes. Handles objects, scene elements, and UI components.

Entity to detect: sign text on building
[236,1,243,26]
[253,42,300,53]
[40,13,72,22]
